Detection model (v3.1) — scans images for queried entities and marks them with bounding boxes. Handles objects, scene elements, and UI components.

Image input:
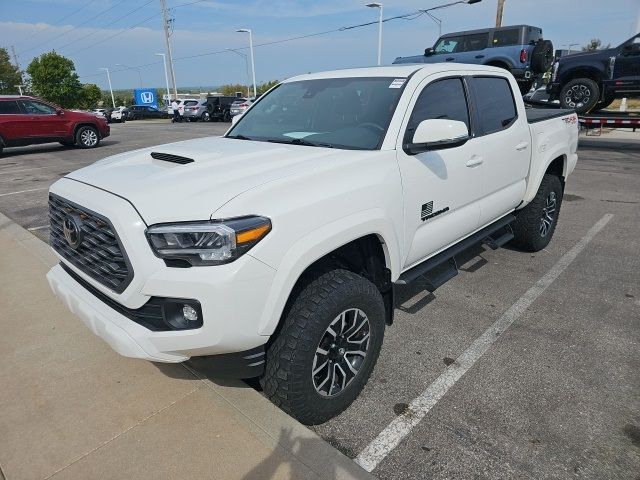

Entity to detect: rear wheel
[75,126,100,149]
[559,78,600,113]
[223,111,231,122]
[261,269,385,425]
[511,174,563,252]
[595,94,616,111]
[202,111,210,122]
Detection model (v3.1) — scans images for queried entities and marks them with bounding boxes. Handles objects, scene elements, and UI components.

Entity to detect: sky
[1,0,639,91]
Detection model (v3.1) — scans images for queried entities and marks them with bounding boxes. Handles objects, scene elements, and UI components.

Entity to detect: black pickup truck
[547,33,640,113]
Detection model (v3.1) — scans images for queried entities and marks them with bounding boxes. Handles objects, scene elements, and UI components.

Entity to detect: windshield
[226,77,406,150]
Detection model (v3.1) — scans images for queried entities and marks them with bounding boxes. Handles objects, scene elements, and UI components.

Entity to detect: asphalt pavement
[0,122,637,479]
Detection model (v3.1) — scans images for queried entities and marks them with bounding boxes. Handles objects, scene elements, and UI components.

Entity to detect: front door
[396,75,483,269]
[18,100,68,138]
[615,35,640,94]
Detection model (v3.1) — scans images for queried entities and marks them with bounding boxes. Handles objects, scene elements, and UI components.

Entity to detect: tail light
[520,49,527,63]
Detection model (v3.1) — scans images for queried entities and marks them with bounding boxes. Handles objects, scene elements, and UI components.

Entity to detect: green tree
[219,83,248,96]
[257,80,278,95]
[26,51,83,107]
[0,47,23,94]
[78,83,102,109]
[582,38,610,51]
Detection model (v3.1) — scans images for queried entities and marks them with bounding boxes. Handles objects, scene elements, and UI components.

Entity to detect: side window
[492,29,520,47]
[20,100,57,115]
[0,101,21,114]
[469,76,517,135]
[434,36,461,54]
[406,78,470,140]
[460,33,489,52]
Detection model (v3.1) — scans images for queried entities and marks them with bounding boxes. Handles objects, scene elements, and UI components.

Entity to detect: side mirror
[56,109,64,115]
[231,113,242,125]
[424,47,435,56]
[404,119,469,155]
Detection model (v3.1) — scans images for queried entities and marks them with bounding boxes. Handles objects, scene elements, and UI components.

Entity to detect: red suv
[0,95,110,156]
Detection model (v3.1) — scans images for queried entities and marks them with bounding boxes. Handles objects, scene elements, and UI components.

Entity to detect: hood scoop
[150,151,194,165]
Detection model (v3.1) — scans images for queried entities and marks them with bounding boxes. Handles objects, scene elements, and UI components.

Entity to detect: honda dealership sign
[134,88,158,109]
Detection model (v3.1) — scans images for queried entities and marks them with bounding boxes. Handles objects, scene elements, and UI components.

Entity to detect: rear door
[467,75,530,226]
[0,100,29,142]
[396,75,483,268]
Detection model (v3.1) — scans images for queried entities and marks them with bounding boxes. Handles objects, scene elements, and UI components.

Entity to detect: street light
[365,3,383,66]
[237,28,257,98]
[155,53,171,105]
[116,63,143,88]
[426,11,442,38]
[98,67,116,108]
[14,84,25,95]
[562,43,579,53]
[226,48,251,97]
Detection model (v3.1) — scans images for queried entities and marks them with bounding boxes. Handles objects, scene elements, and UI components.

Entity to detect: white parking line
[354,213,614,472]
[0,165,53,175]
[0,187,49,197]
[28,225,50,231]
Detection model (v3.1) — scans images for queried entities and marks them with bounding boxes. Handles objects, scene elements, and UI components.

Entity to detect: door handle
[475,55,485,59]
[445,57,455,61]
[466,156,483,168]
[515,141,529,151]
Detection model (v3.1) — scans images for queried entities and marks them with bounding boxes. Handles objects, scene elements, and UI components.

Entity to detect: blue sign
[134,88,158,109]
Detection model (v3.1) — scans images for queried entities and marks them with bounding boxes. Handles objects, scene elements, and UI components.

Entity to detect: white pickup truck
[47,64,578,424]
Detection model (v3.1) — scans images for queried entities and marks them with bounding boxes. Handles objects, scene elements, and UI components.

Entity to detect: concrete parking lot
[0,122,638,479]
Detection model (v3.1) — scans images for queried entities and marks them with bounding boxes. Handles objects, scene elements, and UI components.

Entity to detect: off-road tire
[223,111,231,122]
[202,111,211,122]
[531,40,554,73]
[559,78,600,114]
[595,94,616,111]
[75,126,100,149]
[261,269,385,425]
[511,174,563,252]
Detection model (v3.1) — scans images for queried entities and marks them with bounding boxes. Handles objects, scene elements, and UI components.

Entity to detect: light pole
[226,48,251,97]
[237,28,257,98]
[116,63,143,88]
[365,3,383,66]
[155,53,171,105]
[563,43,579,53]
[14,84,25,95]
[98,67,116,108]
[426,11,442,38]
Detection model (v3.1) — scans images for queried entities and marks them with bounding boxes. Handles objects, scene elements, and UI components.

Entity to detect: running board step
[421,260,458,293]
[396,214,515,286]
[482,230,514,250]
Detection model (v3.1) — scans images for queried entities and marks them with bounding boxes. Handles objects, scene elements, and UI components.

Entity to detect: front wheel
[75,126,100,149]
[511,174,563,252]
[559,78,600,114]
[261,269,385,425]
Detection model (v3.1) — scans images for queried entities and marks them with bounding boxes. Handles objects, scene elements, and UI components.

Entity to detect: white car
[110,106,126,123]
[47,64,578,424]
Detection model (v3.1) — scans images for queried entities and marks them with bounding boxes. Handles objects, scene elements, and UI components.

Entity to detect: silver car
[182,99,211,122]
[230,98,253,117]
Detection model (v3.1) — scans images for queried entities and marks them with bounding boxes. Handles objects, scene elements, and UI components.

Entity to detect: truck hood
[558,48,616,63]
[66,136,343,225]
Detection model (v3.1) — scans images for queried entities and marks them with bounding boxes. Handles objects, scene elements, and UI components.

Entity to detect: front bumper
[47,178,277,363]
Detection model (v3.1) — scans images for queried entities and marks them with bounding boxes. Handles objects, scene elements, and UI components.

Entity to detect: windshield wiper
[227,134,253,140]
[267,138,333,148]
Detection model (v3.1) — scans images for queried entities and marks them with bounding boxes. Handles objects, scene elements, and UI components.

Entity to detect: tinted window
[0,101,20,114]
[469,77,517,134]
[434,36,461,53]
[20,100,57,115]
[184,100,198,106]
[459,33,489,52]
[492,29,520,46]
[406,78,470,140]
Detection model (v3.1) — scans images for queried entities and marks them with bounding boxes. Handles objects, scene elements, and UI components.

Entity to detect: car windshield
[226,77,406,150]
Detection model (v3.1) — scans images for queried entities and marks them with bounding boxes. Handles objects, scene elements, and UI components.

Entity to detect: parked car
[204,95,237,122]
[110,106,126,123]
[182,100,211,122]
[230,98,253,117]
[547,33,640,113]
[92,108,111,122]
[46,64,577,424]
[126,105,169,120]
[0,95,110,155]
[393,25,554,94]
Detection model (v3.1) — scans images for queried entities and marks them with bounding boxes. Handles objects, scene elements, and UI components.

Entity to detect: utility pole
[160,0,178,99]
[495,0,505,27]
[10,45,20,69]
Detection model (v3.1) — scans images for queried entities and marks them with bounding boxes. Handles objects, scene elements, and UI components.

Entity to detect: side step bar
[396,214,515,287]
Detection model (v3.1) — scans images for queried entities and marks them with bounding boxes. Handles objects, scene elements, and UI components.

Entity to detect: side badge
[421,201,449,222]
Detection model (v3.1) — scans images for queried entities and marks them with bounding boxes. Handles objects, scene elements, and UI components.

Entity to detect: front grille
[49,194,133,293]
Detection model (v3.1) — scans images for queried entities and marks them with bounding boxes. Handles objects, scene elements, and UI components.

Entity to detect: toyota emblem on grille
[63,214,83,249]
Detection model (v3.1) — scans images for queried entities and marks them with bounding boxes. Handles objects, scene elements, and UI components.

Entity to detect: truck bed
[526,108,575,124]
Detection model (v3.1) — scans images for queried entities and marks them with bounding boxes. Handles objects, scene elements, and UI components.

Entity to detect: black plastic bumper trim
[186,345,266,379]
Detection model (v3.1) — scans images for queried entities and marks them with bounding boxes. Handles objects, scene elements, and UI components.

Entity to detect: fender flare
[255,208,402,336]
[521,146,568,206]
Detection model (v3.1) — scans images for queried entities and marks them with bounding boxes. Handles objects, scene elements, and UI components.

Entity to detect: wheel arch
[559,66,604,89]
[73,122,99,138]
[521,153,567,206]
[256,216,402,337]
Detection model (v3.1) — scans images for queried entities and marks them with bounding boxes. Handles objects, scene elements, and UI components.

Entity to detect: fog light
[182,304,199,322]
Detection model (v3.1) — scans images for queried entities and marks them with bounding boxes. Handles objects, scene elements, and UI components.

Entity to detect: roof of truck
[285,63,506,83]
[439,24,541,38]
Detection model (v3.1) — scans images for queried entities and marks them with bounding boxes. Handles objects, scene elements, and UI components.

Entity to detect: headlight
[146,216,271,266]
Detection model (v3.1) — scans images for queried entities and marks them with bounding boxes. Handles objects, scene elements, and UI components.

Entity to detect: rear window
[492,28,520,46]
[469,77,517,135]
[183,100,198,106]
[0,100,20,114]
